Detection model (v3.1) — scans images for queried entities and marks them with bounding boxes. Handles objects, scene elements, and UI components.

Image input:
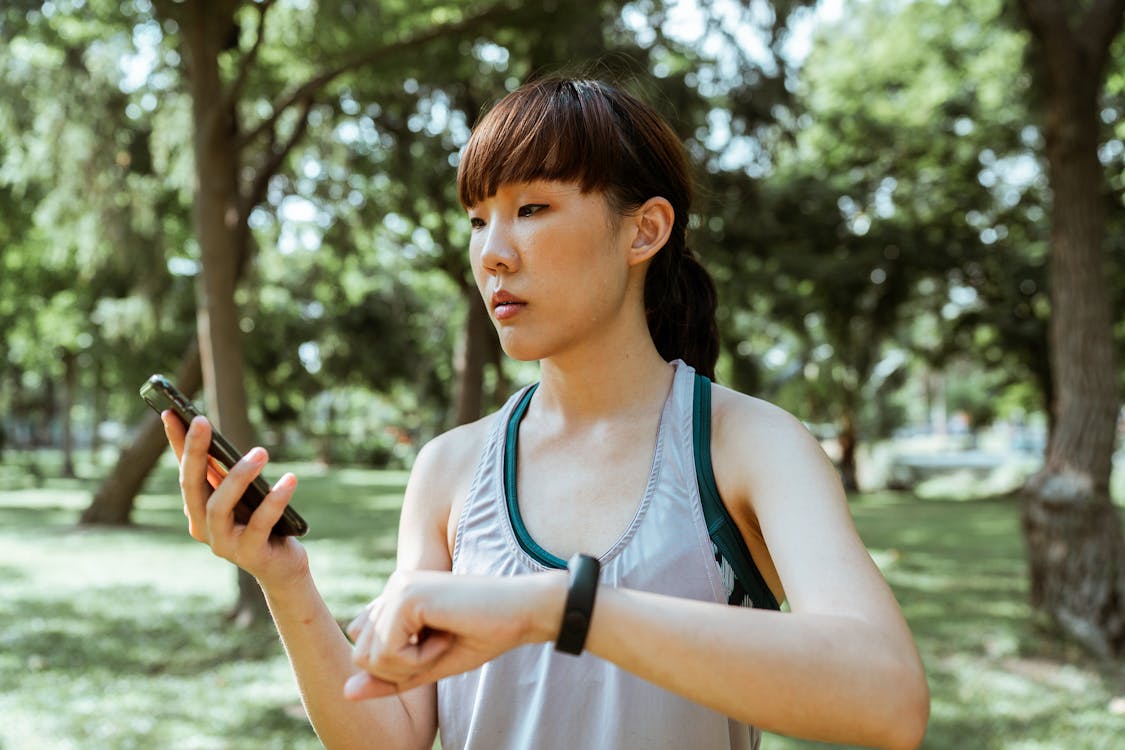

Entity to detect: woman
[164,78,929,750]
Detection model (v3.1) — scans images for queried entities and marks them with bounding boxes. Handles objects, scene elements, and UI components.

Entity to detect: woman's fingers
[173,413,275,547]
[161,410,187,461]
[240,472,298,542]
[344,572,563,702]
[162,411,310,585]
[345,626,454,700]
[161,412,196,523]
[343,672,399,700]
[204,445,269,545]
[347,582,457,696]
[178,416,214,540]
[410,629,454,672]
[346,602,375,642]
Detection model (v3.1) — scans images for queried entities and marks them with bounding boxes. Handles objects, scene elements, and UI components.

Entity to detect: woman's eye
[518,204,547,218]
[469,217,485,229]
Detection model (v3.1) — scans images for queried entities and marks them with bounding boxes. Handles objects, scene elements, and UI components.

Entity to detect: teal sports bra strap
[505,384,567,569]
[693,374,781,611]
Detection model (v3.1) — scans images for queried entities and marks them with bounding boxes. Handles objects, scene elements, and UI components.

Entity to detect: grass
[1,452,1123,749]
[763,490,1125,750]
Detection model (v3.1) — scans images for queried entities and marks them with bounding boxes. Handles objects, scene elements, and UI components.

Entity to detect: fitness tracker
[555,553,600,655]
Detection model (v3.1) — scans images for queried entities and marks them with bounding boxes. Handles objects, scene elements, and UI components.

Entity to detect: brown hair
[457,78,719,379]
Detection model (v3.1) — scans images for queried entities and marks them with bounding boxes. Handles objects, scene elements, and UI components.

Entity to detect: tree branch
[238,0,515,150]
[1020,0,1125,83]
[244,96,313,211]
[1078,0,1125,72]
[226,0,276,111]
[1017,0,1073,48]
[150,0,184,25]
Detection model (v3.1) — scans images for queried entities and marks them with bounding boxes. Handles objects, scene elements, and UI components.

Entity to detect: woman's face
[467,180,637,363]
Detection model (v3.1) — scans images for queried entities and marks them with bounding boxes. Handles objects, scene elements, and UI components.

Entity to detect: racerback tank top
[437,360,762,750]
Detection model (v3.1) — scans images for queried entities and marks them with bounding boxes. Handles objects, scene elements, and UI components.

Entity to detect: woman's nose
[478,223,520,273]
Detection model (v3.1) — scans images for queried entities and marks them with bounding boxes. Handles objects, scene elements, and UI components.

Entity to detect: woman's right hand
[162,411,308,588]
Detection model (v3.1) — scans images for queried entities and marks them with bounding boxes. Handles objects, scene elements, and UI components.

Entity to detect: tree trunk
[837,406,860,493]
[60,348,76,478]
[1019,0,1125,657]
[40,376,55,449]
[90,355,104,467]
[81,340,203,526]
[451,283,498,426]
[180,1,269,625]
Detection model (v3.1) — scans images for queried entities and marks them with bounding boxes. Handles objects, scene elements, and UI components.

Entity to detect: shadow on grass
[1,588,286,690]
[0,563,27,584]
[849,492,1124,749]
[131,462,407,557]
[8,462,1125,749]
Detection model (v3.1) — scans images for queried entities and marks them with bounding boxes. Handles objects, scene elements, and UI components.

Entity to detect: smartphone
[140,374,309,537]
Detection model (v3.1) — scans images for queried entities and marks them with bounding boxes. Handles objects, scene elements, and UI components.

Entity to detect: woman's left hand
[344,570,565,700]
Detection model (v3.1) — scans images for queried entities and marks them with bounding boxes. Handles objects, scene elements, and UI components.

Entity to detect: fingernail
[247,447,267,464]
[343,673,367,698]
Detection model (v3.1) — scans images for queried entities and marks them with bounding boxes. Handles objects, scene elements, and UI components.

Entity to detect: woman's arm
[579,390,928,749]
[584,586,927,750]
[580,395,922,746]
[346,392,928,749]
[258,572,433,750]
[165,414,465,750]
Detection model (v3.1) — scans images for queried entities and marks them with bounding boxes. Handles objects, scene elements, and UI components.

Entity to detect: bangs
[457,79,626,207]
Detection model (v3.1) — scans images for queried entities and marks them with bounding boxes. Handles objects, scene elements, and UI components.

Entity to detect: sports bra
[504,372,780,611]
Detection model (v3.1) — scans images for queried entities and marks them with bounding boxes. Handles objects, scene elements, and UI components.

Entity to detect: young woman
[164,78,929,750]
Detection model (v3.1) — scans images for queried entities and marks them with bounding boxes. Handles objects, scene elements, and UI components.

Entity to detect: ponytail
[644,240,719,380]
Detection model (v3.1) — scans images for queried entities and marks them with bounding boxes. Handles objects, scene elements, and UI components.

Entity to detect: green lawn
[1,454,1122,749]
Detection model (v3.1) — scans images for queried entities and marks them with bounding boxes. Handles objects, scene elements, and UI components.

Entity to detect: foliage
[1,0,821,464]
[704,0,1066,461]
[0,0,197,451]
[1,0,1121,474]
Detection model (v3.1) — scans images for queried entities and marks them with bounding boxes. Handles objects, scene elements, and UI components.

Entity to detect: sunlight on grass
[2,460,1123,749]
[763,490,1125,750]
[0,462,372,750]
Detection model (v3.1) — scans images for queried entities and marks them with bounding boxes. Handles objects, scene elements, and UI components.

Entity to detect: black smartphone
[140,374,308,537]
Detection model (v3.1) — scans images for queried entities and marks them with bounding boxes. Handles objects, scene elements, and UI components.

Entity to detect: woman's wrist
[521,571,570,646]
[256,553,314,600]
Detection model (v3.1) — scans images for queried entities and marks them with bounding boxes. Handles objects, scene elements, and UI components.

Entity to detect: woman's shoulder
[709,382,814,446]
[707,382,838,503]
[414,411,500,483]
[398,410,505,568]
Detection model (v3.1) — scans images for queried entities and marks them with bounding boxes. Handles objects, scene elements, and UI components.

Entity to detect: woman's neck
[533,341,675,426]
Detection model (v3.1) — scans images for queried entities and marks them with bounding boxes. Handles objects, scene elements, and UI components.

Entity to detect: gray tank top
[437,360,761,750]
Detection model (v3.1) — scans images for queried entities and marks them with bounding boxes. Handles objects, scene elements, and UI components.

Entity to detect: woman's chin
[496,344,543,363]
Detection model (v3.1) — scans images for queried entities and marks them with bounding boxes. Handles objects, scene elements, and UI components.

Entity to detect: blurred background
[1,0,1123,748]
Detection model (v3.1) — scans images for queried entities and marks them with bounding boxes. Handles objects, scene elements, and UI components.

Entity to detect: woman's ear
[627,197,675,267]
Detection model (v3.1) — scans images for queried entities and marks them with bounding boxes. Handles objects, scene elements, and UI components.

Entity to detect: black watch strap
[555,553,600,655]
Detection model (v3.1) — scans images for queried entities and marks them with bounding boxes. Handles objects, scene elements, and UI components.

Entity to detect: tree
[5,0,854,621]
[0,0,197,483]
[148,0,578,622]
[1016,0,1125,657]
[709,0,1038,489]
[120,0,736,621]
[81,341,202,526]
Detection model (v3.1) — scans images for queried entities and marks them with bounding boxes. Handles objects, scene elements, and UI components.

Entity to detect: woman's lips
[491,290,526,320]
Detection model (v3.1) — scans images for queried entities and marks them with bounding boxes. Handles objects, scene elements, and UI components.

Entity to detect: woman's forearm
[582,586,929,750]
[260,572,435,750]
